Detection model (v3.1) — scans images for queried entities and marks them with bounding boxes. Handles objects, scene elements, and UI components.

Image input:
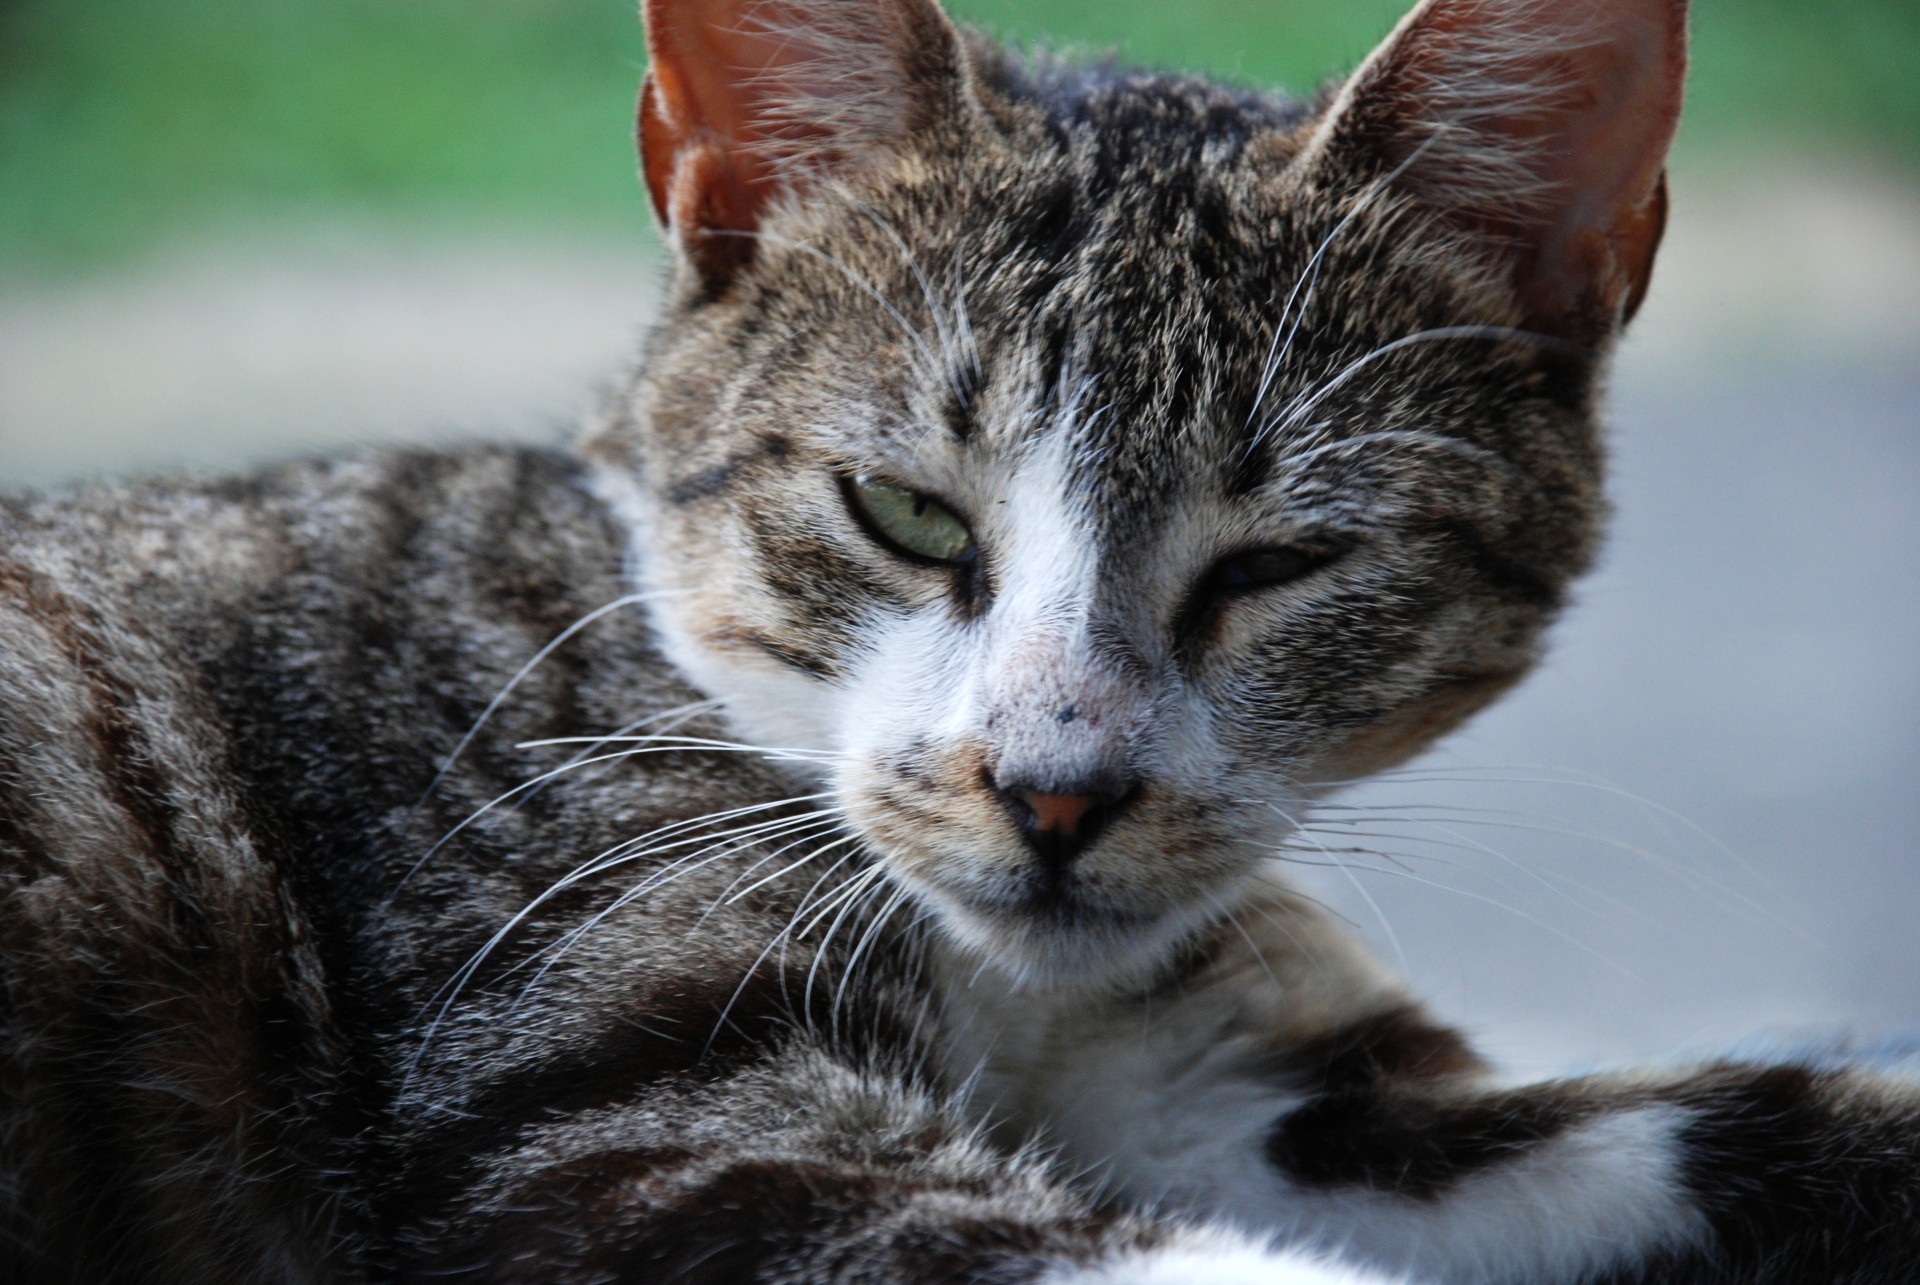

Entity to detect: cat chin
[910,879,1236,996]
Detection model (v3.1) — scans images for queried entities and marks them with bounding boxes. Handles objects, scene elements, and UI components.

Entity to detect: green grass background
[2,0,1915,276]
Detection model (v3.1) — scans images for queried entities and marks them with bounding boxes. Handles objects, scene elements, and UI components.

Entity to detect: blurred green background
[2,0,1916,277]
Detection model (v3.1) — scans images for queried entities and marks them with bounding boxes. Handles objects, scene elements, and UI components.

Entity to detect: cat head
[587,0,1687,983]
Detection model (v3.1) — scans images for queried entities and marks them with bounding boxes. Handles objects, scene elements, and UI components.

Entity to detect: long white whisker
[399,746,831,894]
[1275,837,1634,973]
[517,733,843,764]
[1297,821,1656,927]
[731,831,866,906]
[1271,800,1408,971]
[1256,325,1558,451]
[702,842,871,1055]
[697,817,853,927]
[802,864,889,1039]
[507,813,847,1010]
[420,590,665,802]
[558,805,843,913]
[1206,888,1286,995]
[512,698,726,810]
[404,797,836,1081]
[1316,762,1783,904]
[832,881,910,1040]
[1246,131,1446,433]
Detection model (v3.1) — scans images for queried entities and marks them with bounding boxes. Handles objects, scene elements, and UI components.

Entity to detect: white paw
[1046,1229,1408,1285]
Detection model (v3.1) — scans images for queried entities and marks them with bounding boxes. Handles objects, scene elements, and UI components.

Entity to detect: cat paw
[1046,1231,1407,1285]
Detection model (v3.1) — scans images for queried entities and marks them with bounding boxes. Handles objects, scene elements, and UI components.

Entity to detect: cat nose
[996,779,1137,871]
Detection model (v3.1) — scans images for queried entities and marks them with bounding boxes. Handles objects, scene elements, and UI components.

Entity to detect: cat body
[6,1,1920,1282]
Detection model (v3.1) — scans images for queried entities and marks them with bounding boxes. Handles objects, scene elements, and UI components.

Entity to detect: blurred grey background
[2,0,1916,1074]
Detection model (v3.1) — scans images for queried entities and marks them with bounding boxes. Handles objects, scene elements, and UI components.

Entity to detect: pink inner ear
[1338,0,1688,335]
[1507,9,1684,325]
[640,0,954,281]
[650,0,844,157]
[641,0,827,247]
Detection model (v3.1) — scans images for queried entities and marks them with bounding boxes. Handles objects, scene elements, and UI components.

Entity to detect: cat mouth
[962,876,1160,933]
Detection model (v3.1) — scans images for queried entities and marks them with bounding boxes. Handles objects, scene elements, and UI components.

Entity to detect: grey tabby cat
[5,0,1918,1281]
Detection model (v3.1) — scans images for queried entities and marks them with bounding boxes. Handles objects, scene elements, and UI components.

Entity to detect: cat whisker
[774,846,877,946]
[1256,324,1565,453]
[405,797,838,1081]
[582,790,838,867]
[702,842,875,1055]
[1280,787,1666,967]
[802,862,891,1038]
[400,741,837,893]
[1202,886,1286,996]
[1225,878,1357,988]
[1246,129,1448,434]
[728,829,866,905]
[559,803,844,916]
[548,808,844,939]
[1306,807,1790,932]
[1285,780,1721,952]
[506,813,848,1012]
[517,732,844,765]
[832,881,912,1040]
[696,815,855,927]
[1308,761,1788,915]
[1274,836,1637,975]
[510,698,726,810]
[423,803,835,1016]
[1297,822,1659,929]
[1269,800,1409,972]
[418,589,673,803]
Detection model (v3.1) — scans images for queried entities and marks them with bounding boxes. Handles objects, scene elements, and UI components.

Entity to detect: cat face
[592,0,1684,982]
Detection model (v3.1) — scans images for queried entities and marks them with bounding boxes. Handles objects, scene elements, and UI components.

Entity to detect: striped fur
[6,0,1920,1282]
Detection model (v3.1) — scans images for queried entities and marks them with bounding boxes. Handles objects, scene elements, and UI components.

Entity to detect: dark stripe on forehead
[1019,179,1086,269]
[667,433,793,506]
[941,372,978,444]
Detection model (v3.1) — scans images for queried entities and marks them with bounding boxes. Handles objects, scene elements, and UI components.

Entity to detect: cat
[5,0,1919,1281]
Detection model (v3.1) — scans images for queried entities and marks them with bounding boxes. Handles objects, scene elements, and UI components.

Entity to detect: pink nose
[1013,790,1102,837]
[996,780,1138,872]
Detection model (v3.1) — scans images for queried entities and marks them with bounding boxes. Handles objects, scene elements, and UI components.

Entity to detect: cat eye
[843,476,977,566]
[1184,543,1346,635]
[1209,547,1331,593]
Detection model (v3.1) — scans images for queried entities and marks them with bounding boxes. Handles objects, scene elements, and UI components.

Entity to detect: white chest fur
[926,889,1710,1285]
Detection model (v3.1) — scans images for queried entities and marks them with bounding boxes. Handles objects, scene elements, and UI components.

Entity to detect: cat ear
[1303,0,1688,341]
[639,0,964,288]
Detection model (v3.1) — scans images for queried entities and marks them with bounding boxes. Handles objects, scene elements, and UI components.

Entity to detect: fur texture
[6,1,1920,1282]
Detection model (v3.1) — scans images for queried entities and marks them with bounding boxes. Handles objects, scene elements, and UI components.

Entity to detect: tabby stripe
[431,1152,1108,1285]
[0,560,203,929]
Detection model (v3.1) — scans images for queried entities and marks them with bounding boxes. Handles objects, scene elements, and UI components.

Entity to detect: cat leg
[1241,1053,1920,1283]
[944,871,1920,1283]
[387,1040,1410,1283]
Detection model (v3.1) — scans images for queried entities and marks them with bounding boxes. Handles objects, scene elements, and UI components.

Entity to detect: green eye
[845,476,976,566]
